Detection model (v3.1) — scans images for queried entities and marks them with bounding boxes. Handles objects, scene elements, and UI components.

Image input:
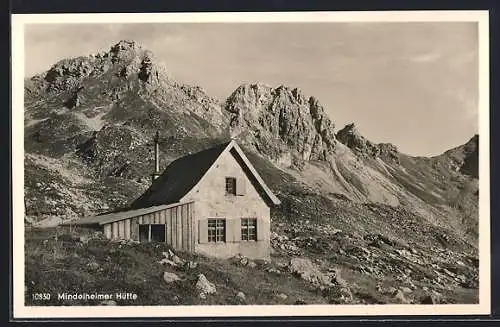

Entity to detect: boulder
[289,258,331,286]
[236,292,246,301]
[163,271,181,283]
[394,290,410,304]
[195,274,217,295]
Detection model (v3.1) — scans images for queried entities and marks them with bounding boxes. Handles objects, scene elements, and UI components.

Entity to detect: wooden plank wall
[102,202,194,251]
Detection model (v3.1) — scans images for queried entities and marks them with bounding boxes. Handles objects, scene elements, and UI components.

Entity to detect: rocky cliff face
[225,83,337,166]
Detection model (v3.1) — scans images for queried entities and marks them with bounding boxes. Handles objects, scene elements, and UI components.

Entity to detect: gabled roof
[60,202,192,226]
[131,140,281,209]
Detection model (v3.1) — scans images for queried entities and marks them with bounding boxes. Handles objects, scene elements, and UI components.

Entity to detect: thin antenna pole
[154,131,160,174]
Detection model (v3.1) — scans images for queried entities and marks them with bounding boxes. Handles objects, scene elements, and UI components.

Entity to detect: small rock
[87,261,100,270]
[443,268,456,277]
[327,267,347,287]
[400,287,413,294]
[171,255,184,265]
[276,262,288,269]
[276,293,288,300]
[339,287,354,303]
[386,286,397,295]
[79,235,90,244]
[163,271,181,283]
[159,258,177,267]
[421,294,438,304]
[100,300,117,306]
[199,292,207,300]
[247,261,257,268]
[186,261,198,269]
[168,249,175,258]
[266,267,282,275]
[236,292,246,301]
[394,290,410,304]
[240,257,249,266]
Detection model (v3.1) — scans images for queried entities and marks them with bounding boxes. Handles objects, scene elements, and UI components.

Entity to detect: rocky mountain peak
[439,134,479,178]
[336,123,399,163]
[109,40,139,55]
[225,83,337,165]
[336,123,360,137]
[464,134,478,153]
[26,40,177,97]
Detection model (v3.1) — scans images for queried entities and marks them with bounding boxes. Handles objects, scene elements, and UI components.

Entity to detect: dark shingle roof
[130,141,230,209]
[62,140,280,227]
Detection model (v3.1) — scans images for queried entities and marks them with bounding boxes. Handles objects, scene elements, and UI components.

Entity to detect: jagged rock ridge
[225,83,337,166]
[336,123,400,163]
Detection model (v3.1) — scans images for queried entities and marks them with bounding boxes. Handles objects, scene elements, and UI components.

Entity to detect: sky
[24,22,479,156]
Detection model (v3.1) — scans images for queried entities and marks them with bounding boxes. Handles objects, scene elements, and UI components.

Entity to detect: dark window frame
[138,224,166,242]
[241,218,257,241]
[225,177,237,195]
[208,218,226,243]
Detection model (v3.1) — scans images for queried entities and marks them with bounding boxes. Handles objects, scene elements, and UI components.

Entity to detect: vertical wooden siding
[102,202,195,252]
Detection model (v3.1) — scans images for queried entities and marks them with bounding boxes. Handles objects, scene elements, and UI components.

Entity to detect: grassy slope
[25,225,478,306]
[25,228,329,306]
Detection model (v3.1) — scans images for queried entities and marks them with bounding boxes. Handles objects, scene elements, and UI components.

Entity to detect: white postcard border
[11,10,491,318]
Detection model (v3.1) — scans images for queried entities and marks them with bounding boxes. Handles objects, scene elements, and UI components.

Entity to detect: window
[208,219,226,243]
[241,218,257,241]
[225,177,236,195]
[139,224,166,242]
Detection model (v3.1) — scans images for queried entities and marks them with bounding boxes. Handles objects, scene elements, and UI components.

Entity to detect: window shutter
[236,178,246,196]
[233,219,241,242]
[256,218,267,241]
[225,219,235,243]
[198,219,208,244]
